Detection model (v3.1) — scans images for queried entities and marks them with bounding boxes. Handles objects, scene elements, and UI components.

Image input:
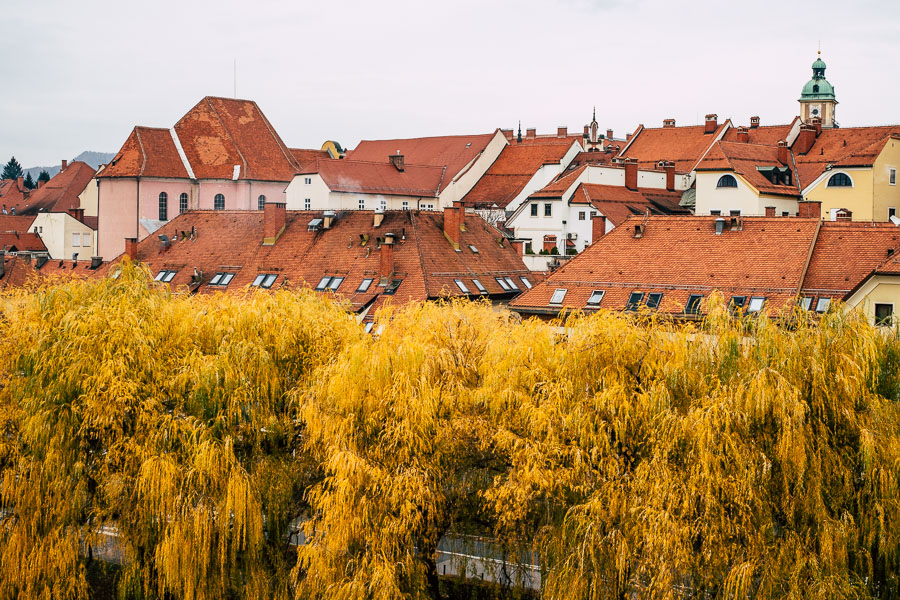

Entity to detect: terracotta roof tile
[721,122,795,145]
[290,148,332,171]
[795,126,900,188]
[621,123,728,173]
[802,222,900,298]
[9,162,96,214]
[0,178,28,210]
[697,142,800,197]
[574,184,689,226]
[0,255,96,291]
[100,127,189,179]
[0,215,43,252]
[302,159,445,197]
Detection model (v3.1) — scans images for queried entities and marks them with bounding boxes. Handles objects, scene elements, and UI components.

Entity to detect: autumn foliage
[1,263,899,599]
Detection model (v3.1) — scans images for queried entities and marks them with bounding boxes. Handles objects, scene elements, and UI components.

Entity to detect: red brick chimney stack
[526,128,536,140]
[777,140,790,165]
[798,201,822,219]
[663,118,676,128]
[124,237,138,261]
[61,160,68,172]
[664,161,675,191]
[68,207,85,223]
[380,233,395,278]
[443,203,461,249]
[263,202,287,245]
[591,213,607,243]
[765,206,776,217]
[557,126,567,137]
[607,128,614,139]
[795,125,817,155]
[704,114,718,134]
[624,157,638,191]
[750,116,760,129]
[389,152,404,172]
[735,127,750,143]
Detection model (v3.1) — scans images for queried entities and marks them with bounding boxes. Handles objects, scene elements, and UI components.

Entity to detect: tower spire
[517,121,522,143]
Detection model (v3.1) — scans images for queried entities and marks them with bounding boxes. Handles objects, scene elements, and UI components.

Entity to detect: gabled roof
[572,184,689,227]
[8,162,96,214]
[303,159,445,198]
[347,133,496,192]
[104,210,535,313]
[100,127,189,179]
[0,178,27,210]
[290,148,332,171]
[0,215,42,252]
[527,165,588,199]
[511,215,820,316]
[619,122,729,173]
[795,125,900,188]
[721,121,796,145]
[697,142,800,197]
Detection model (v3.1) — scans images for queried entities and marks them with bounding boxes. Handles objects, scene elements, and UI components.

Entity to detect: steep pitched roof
[620,123,728,173]
[104,210,534,313]
[303,159,445,197]
[462,137,579,208]
[0,215,42,252]
[697,142,800,197]
[0,254,96,291]
[573,184,690,226]
[795,126,900,188]
[174,97,300,181]
[347,133,495,191]
[721,122,796,145]
[8,162,96,214]
[511,215,820,316]
[0,178,28,213]
[100,127,189,179]
[290,148,332,171]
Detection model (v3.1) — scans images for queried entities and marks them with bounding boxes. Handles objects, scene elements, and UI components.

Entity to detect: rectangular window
[504,277,519,290]
[800,297,813,311]
[586,290,605,306]
[891,168,897,185]
[544,203,552,217]
[364,322,375,334]
[472,279,487,294]
[358,199,365,210]
[782,211,790,217]
[357,278,374,293]
[423,203,434,210]
[82,233,91,247]
[383,279,403,295]
[328,276,344,290]
[815,297,831,313]
[578,211,585,221]
[402,201,409,211]
[72,232,81,247]
[305,177,312,185]
[154,270,177,283]
[730,296,747,310]
[625,292,644,311]
[686,294,703,315]
[524,242,533,254]
[747,297,766,313]
[549,288,567,304]
[209,272,235,286]
[304,198,311,210]
[454,279,470,293]
[710,210,722,216]
[468,244,479,254]
[315,276,331,291]
[495,277,511,291]
[530,203,538,217]
[646,292,662,310]
[252,274,277,289]
[729,209,742,216]
[315,276,344,291]
[875,303,893,326]
[890,207,897,220]
[519,276,532,289]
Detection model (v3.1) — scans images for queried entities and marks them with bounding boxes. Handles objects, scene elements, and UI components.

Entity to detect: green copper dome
[812,57,827,70]
[799,54,835,101]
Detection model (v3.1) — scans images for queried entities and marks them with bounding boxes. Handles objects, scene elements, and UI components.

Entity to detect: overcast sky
[2,0,897,168]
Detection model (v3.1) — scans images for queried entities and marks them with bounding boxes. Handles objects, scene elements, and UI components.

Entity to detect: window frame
[625,291,645,311]
[544,203,552,217]
[214,193,225,210]
[519,276,532,289]
[875,303,894,327]
[158,192,168,221]
[890,168,896,186]
[800,296,814,311]
[495,277,512,291]
[472,279,487,294]
[716,174,738,188]
[383,278,403,295]
[179,192,188,214]
[359,199,365,210]
[815,297,831,313]
[304,198,311,210]
[827,172,853,187]
[530,203,538,217]
[252,273,277,289]
[454,279,470,294]
[71,232,81,247]
[154,269,177,283]
[549,288,567,305]
[645,292,662,310]
[357,278,374,293]
[747,296,766,313]
[504,277,519,291]
[209,272,235,287]
[685,294,703,315]
[258,194,266,210]
[586,290,605,306]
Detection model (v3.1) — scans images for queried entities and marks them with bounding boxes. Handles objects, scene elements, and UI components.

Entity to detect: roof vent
[323,210,336,229]
[374,209,385,228]
[730,215,743,231]
[90,256,103,269]
[633,223,645,238]
[715,217,726,235]
[158,234,171,252]
[35,255,48,269]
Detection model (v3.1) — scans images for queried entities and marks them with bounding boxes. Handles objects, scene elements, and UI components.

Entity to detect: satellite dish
[891,215,900,226]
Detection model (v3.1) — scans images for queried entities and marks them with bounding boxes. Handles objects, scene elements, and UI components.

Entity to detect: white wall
[79,177,99,217]
[695,172,799,216]
[31,212,96,260]
[439,130,508,208]
[286,174,439,211]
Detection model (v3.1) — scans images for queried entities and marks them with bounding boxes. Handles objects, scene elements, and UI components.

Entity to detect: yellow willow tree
[481,298,900,599]
[0,262,361,600]
[294,300,514,600]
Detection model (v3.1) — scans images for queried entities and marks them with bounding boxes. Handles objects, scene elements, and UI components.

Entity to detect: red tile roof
[795,126,900,188]
[511,215,820,316]
[620,123,728,173]
[573,184,689,226]
[103,210,535,313]
[302,159,445,198]
[0,178,28,211]
[697,142,800,197]
[0,215,43,252]
[462,138,579,208]
[347,133,496,192]
[0,255,96,291]
[721,121,796,145]
[290,148,332,171]
[8,162,96,214]
[100,127,189,179]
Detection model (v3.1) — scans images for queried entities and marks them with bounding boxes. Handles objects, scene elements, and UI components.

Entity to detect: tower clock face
[810,104,821,117]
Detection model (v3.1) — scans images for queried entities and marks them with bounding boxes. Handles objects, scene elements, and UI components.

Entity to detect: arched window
[158,192,168,221]
[258,194,266,210]
[179,193,188,214]
[812,84,819,93]
[827,173,852,187]
[716,174,738,188]
[214,193,225,210]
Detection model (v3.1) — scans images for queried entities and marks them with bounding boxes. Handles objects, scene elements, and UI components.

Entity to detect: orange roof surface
[697,142,800,197]
[0,178,28,211]
[0,255,96,291]
[8,162,96,214]
[721,121,796,145]
[101,127,189,179]
[347,133,496,192]
[302,159,445,198]
[511,215,820,316]
[795,126,900,188]
[620,123,728,173]
[290,148,332,171]
[462,137,579,208]
[102,210,535,313]
[0,215,42,252]
[572,184,689,226]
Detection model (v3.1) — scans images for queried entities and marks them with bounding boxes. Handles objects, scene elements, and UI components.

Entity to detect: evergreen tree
[1,156,23,180]
[37,170,50,184]
[23,173,35,189]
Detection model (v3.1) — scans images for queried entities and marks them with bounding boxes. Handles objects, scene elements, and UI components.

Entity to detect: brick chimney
[750,116,760,129]
[557,126,567,137]
[68,207,85,223]
[511,239,525,256]
[624,157,638,191]
[124,237,138,261]
[777,140,790,165]
[591,213,607,243]
[37,179,44,189]
[607,128,614,140]
[526,128,536,140]
[16,176,24,190]
[704,114,718,134]
[664,161,675,191]
[263,202,286,245]
[583,125,590,138]
[798,201,822,219]
[663,118,676,128]
[380,233,395,278]
[794,125,817,155]
[765,206,776,217]
[443,203,461,250]
[61,159,68,172]
[810,117,822,136]
[502,129,514,141]
[735,127,750,143]
[389,152,404,172]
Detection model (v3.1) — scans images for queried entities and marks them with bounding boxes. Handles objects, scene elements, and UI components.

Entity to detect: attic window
[383,279,403,295]
[815,297,831,313]
[586,290,605,306]
[468,244,479,254]
[364,322,375,333]
[495,277,512,291]
[646,292,662,310]
[800,297,814,311]
[315,276,344,291]
[625,292,644,311]
[716,175,738,188]
[730,296,747,310]
[472,279,487,294]
[209,272,235,287]
[252,273,278,289]
[504,277,519,290]
[685,294,703,315]
[465,142,472,148]
[549,288,567,305]
[827,173,852,187]
[454,279,470,293]
[357,278,374,293]
[519,276,532,289]
[154,270,177,283]
[747,297,766,313]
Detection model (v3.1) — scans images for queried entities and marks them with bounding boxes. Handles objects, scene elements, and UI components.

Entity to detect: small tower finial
[517,121,522,143]
[593,106,596,121]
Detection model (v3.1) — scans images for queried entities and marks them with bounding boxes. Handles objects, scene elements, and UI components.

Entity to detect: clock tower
[799,51,838,127]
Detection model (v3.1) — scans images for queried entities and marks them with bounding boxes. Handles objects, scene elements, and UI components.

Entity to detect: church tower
[799,51,838,127]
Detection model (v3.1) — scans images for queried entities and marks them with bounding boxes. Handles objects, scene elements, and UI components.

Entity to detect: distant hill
[24,151,115,180]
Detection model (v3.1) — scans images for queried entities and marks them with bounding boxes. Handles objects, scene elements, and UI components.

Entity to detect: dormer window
[209,272,235,287]
[716,175,738,188]
[383,279,403,295]
[252,273,278,289]
[154,270,177,283]
[315,276,344,291]
[549,288,567,305]
[827,173,852,187]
